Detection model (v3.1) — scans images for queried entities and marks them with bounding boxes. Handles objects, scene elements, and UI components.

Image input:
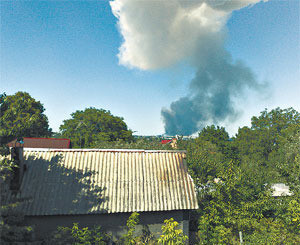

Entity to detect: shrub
[48,223,111,245]
[157,218,188,245]
[120,212,140,245]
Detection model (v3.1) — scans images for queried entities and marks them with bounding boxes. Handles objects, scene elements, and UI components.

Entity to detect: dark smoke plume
[161,48,263,135]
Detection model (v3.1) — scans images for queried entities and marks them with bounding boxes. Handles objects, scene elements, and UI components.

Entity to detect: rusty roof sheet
[7,138,70,149]
[13,149,198,215]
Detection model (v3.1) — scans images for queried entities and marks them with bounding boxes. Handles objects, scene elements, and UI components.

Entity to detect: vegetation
[48,223,111,245]
[119,212,141,245]
[187,107,300,244]
[50,213,186,245]
[0,92,52,144]
[0,93,35,243]
[158,218,188,244]
[94,137,174,150]
[59,107,134,148]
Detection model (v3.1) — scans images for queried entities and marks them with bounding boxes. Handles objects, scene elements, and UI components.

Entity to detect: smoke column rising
[110,0,268,135]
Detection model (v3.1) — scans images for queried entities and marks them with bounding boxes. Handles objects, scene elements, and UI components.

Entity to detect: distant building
[161,138,177,148]
[7,137,70,149]
[161,139,172,144]
[4,148,198,240]
[271,183,292,197]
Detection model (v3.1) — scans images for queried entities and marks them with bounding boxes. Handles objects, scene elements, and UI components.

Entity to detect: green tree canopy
[0,92,36,243]
[234,107,300,183]
[59,107,133,148]
[198,125,229,146]
[0,92,52,144]
[251,107,300,132]
[187,107,300,243]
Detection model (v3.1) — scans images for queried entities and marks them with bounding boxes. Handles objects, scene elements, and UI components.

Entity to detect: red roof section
[7,137,70,149]
[161,139,172,144]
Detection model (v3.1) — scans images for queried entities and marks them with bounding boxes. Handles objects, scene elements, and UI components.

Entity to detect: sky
[1,0,299,136]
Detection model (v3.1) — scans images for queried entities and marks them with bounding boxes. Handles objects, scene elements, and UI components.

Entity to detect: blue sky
[1,0,299,136]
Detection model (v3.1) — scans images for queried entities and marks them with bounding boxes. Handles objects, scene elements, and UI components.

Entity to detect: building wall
[25,210,190,241]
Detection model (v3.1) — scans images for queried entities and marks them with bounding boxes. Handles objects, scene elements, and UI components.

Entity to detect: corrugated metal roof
[13,149,198,216]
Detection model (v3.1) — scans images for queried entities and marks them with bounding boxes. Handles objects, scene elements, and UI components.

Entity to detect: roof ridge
[23,148,186,153]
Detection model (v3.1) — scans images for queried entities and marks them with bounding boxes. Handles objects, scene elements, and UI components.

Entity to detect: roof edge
[23,148,187,153]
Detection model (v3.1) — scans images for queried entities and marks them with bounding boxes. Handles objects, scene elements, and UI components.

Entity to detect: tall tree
[0,93,35,243]
[198,125,229,147]
[234,107,300,182]
[0,92,52,143]
[251,107,300,132]
[59,107,133,148]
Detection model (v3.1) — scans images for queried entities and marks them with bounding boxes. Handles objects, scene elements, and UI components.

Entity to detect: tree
[120,212,140,245]
[187,140,224,185]
[186,108,300,244]
[59,107,133,148]
[251,107,300,132]
[198,125,230,152]
[197,125,237,159]
[0,94,35,243]
[187,126,232,185]
[0,92,52,144]
[234,107,300,183]
[157,218,188,244]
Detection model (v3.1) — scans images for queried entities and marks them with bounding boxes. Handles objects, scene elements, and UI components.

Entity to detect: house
[161,139,172,144]
[161,138,177,149]
[7,137,71,149]
[271,183,292,197]
[6,147,198,240]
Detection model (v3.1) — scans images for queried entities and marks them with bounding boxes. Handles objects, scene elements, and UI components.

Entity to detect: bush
[157,218,188,245]
[118,212,156,245]
[48,223,111,245]
[47,214,188,245]
[119,212,140,245]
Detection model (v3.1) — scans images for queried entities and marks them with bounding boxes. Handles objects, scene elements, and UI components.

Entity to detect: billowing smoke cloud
[110,0,268,135]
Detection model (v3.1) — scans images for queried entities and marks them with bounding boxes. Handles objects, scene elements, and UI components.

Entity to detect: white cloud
[110,0,266,70]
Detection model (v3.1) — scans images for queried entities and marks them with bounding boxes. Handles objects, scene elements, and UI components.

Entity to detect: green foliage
[198,125,230,154]
[59,107,133,148]
[0,157,34,243]
[0,92,36,243]
[93,136,192,150]
[0,168,35,243]
[50,213,156,245]
[96,137,173,150]
[234,108,300,182]
[0,157,15,182]
[0,202,34,243]
[119,212,140,245]
[188,107,300,244]
[0,91,52,144]
[196,159,268,244]
[49,222,111,245]
[251,107,300,132]
[118,214,190,245]
[157,218,188,244]
[187,125,234,186]
[244,217,300,244]
[187,140,224,185]
[118,212,157,245]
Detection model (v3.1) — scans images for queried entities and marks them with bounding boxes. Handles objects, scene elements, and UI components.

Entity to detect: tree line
[1,91,300,243]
